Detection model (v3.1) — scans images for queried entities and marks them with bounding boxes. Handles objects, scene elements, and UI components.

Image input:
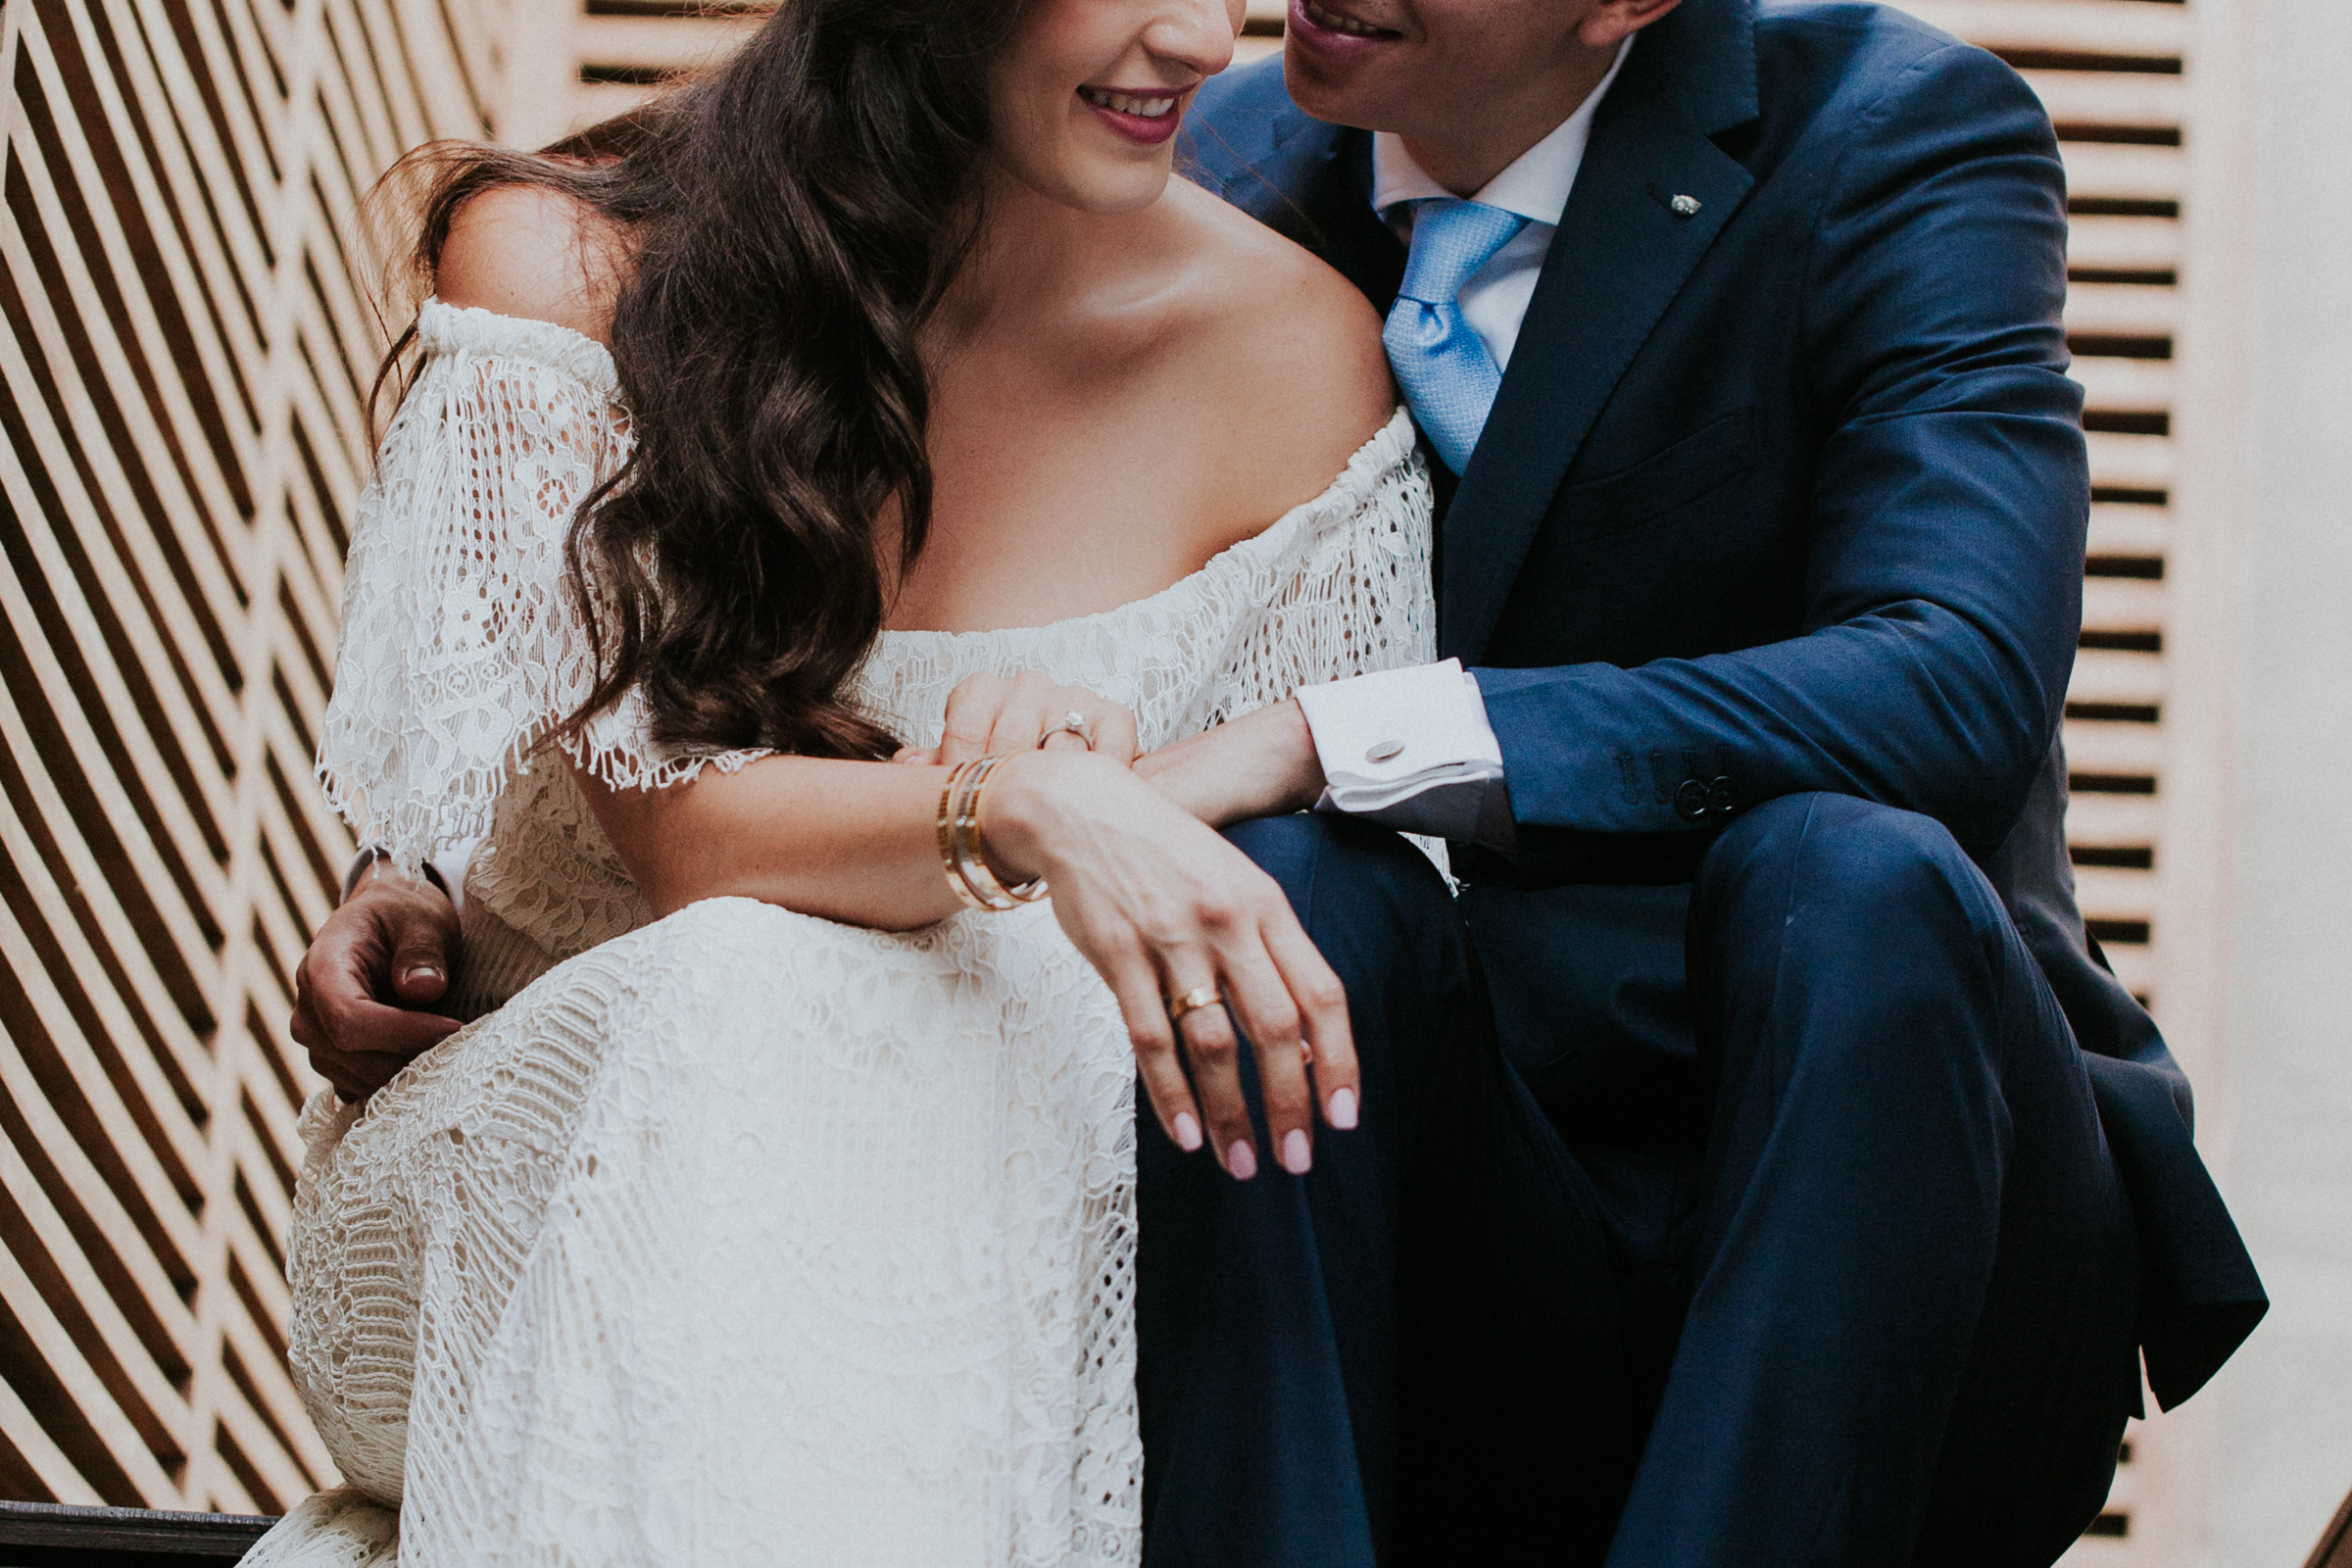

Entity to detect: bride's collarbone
[897,216,1392,633]
[892,396,1274,632]
[886,479,1245,634]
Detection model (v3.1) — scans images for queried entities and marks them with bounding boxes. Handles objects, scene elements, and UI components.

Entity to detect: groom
[1148,0,2271,1560]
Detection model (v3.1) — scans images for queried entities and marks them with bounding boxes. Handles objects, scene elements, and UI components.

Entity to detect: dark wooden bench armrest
[0,1500,277,1566]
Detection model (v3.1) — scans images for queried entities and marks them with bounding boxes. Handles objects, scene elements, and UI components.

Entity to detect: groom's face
[1280,0,1641,142]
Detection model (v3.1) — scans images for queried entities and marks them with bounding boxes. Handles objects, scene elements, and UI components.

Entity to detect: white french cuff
[1296,660,1507,841]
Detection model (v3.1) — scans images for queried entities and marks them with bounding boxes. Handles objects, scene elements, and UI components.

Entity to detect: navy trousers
[1136,815,1632,1568]
[1143,797,2138,1566]
[1467,793,2143,1567]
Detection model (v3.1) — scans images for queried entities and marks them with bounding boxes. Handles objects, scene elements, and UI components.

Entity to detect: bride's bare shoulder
[433,181,630,345]
[1160,179,1397,491]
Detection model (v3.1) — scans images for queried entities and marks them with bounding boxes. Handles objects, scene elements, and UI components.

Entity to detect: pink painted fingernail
[1172,1112,1203,1152]
[1227,1140,1258,1181]
[1281,1129,1312,1175]
[1327,1088,1358,1130]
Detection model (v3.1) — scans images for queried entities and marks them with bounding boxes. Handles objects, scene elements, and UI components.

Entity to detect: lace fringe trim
[318,705,770,876]
[560,688,771,794]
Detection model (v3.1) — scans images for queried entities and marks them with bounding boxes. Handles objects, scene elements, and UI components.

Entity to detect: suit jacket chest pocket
[1559,407,1758,541]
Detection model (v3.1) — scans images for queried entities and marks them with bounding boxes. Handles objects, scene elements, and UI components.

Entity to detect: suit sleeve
[1475,42,2086,866]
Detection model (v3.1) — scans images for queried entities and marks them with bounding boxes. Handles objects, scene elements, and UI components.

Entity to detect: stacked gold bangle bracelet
[937,756,1049,911]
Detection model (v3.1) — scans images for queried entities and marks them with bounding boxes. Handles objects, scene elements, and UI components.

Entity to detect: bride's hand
[892,670,1141,767]
[981,750,1359,1181]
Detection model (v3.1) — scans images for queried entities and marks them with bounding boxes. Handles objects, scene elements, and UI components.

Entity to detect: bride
[249,0,1583,1562]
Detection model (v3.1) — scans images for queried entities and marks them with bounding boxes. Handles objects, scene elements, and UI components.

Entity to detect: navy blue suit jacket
[1185,0,2262,1407]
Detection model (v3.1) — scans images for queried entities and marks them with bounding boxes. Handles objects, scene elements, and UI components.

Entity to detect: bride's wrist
[970,750,1082,887]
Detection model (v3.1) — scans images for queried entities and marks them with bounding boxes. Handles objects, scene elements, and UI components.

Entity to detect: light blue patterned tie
[1384,199,1530,475]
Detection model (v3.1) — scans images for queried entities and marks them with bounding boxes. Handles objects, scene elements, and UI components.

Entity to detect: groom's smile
[1291,0,1407,55]
[1281,0,1675,198]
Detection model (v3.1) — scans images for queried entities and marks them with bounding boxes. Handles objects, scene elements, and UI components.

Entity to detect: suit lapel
[1296,133,1407,314]
[1440,8,1759,663]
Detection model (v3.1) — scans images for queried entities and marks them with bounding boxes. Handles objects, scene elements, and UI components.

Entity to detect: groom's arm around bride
[1154,0,2269,1560]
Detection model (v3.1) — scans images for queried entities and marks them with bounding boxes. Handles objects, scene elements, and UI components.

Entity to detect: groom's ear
[1576,0,1686,51]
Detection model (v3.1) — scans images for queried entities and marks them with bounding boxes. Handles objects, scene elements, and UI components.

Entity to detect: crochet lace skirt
[244,895,1142,1567]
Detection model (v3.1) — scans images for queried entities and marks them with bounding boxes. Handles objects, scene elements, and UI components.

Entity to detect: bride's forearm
[585,698,1328,933]
[580,757,992,931]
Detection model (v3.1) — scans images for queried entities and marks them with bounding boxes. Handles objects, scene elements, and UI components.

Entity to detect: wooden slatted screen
[0,0,496,1513]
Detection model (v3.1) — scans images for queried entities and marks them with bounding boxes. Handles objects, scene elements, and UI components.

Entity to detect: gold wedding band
[1168,986,1224,1023]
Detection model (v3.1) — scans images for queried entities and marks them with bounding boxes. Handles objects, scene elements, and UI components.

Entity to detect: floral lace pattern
[264,304,1434,1567]
[315,301,765,881]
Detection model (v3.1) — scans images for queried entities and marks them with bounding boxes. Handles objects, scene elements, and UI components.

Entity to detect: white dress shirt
[1298,43,1632,850]
[1369,38,1631,373]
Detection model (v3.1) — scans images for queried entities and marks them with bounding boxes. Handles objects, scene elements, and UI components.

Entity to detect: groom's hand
[290,864,464,1102]
[1137,699,1326,826]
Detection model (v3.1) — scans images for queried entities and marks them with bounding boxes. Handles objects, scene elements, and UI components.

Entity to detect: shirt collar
[1371,36,1633,227]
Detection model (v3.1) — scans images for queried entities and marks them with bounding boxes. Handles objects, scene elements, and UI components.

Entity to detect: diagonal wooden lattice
[0,0,497,1513]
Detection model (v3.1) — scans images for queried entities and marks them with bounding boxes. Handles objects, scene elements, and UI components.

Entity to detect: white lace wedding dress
[246,301,1434,1567]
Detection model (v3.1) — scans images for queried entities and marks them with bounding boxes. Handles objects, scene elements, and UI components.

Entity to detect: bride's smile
[984,0,1234,212]
[1075,84,1184,144]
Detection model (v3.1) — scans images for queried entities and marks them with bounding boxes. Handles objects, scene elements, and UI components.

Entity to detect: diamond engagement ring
[1040,709,1095,750]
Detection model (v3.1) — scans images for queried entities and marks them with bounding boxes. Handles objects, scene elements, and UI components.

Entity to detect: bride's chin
[989,144,1176,219]
[1078,167,1176,218]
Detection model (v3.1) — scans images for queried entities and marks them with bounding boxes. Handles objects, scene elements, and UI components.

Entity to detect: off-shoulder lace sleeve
[316,301,632,870]
[1207,408,1436,723]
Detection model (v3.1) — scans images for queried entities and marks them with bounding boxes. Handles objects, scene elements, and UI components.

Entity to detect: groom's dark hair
[369,0,1021,760]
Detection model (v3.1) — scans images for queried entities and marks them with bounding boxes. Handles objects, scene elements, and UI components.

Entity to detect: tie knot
[1396,200,1528,307]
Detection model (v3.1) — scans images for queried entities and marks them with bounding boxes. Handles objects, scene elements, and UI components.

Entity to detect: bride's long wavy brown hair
[370,0,1021,760]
